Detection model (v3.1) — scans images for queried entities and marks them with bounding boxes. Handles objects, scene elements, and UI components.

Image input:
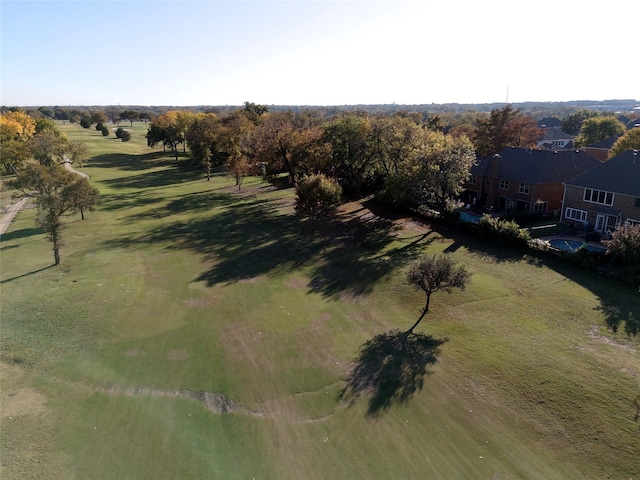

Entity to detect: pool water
[459,211,482,224]
[548,239,607,253]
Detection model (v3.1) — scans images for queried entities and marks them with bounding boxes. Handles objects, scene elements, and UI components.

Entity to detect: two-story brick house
[561,150,640,235]
[462,148,600,216]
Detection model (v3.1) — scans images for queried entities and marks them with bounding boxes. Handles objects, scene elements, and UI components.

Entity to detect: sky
[1,0,637,107]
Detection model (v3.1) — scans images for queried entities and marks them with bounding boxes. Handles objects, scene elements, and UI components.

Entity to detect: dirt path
[0,196,29,236]
[62,154,89,178]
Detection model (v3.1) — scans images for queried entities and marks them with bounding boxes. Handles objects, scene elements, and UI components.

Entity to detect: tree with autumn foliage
[146,112,184,160]
[473,105,542,156]
[185,113,223,180]
[0,110,36,173]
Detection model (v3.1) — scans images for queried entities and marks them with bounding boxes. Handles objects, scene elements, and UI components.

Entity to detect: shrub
[120,130,131,142]
[478,215,530,248]
[80,116,91,128]
[115,127,124,139]
[101,125,110,136]
[605,224,640,287]
[95,122,104,131]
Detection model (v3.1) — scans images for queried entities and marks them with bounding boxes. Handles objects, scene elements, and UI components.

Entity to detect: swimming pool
[547,239,607,253]
[459,211,482,224]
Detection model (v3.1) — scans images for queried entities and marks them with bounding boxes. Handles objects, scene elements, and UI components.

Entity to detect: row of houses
[462,147,640,239]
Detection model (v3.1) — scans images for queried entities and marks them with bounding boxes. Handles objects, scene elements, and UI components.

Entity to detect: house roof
[471,148,600,185]
[586,135,621,149]
[539,128,575,141]
[538,117,562,129]
[565,150,640,197]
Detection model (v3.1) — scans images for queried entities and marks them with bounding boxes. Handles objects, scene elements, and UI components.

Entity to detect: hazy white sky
[1,0,637,106]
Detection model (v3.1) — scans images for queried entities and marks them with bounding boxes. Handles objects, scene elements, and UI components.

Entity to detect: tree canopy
[295,174,342,232]
[573,116,626,148]
[406,254,471,334]
[609,128,640,158]
[8,165,100,265]
[473,105,541,157]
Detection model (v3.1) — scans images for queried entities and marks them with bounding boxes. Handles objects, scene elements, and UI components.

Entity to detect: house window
[565,208,587,223]
[626,218,640,227]
[583,188,614,206]
[519,183,531,194]
[533,201,548,213]
[485,177,490,186]
[468,174,476,184]
[500,179,509,190]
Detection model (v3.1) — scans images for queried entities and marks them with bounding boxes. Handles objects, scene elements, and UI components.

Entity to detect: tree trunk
[405,295,431,335]
[80,209,85,220]
[53,243,61,265]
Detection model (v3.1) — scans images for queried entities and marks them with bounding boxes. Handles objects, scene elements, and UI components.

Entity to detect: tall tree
[27,129,68,166]
[66,140,90,167]
[8,165,100,265]
[473,105,541,156]
[253,111,300,184]
[185,113,223,180]
[69,177,101,220]
[323,114,380,195]
[221,111,255,185]
[90,111,107,125]
[369,115,423,176]
[561,109,599,135]
[119,110,139,127]
[424,132,476,212]
[405,254,471,335]
[243,101,269,125]
[573,116,626,148]
[146,112,183,160]
[378,130,475,211]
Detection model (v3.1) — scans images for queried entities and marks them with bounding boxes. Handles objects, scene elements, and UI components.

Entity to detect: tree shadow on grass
[0,227,43,242]
[122,190,237,222]
[1,264,55,284]
[339,329,447,418]
[105,196,434,297]
[594,300,640,336]
[88,152,174,171]
[100,163,202,190]
[307,213,435,298]
[99,191,165,212]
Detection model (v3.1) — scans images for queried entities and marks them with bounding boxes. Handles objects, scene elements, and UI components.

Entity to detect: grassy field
[1,121,639,479]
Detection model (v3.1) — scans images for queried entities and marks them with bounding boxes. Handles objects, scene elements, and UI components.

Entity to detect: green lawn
[1,124,639,479]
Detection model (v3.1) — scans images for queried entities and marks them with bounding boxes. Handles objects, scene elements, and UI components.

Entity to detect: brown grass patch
[167,349,190,361]
[183,297,219,308]
[285,277,308,289]
[587,325,637,352]
[1,387,47,418]
[239,276,261,284]
[124,349,143,357]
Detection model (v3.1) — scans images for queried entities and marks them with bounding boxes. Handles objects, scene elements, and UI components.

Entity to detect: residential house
[536,128,575,150]
[582,135,621,162]
[462,148,600,216]
[561,150,640,236]
[537,117,562,129]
